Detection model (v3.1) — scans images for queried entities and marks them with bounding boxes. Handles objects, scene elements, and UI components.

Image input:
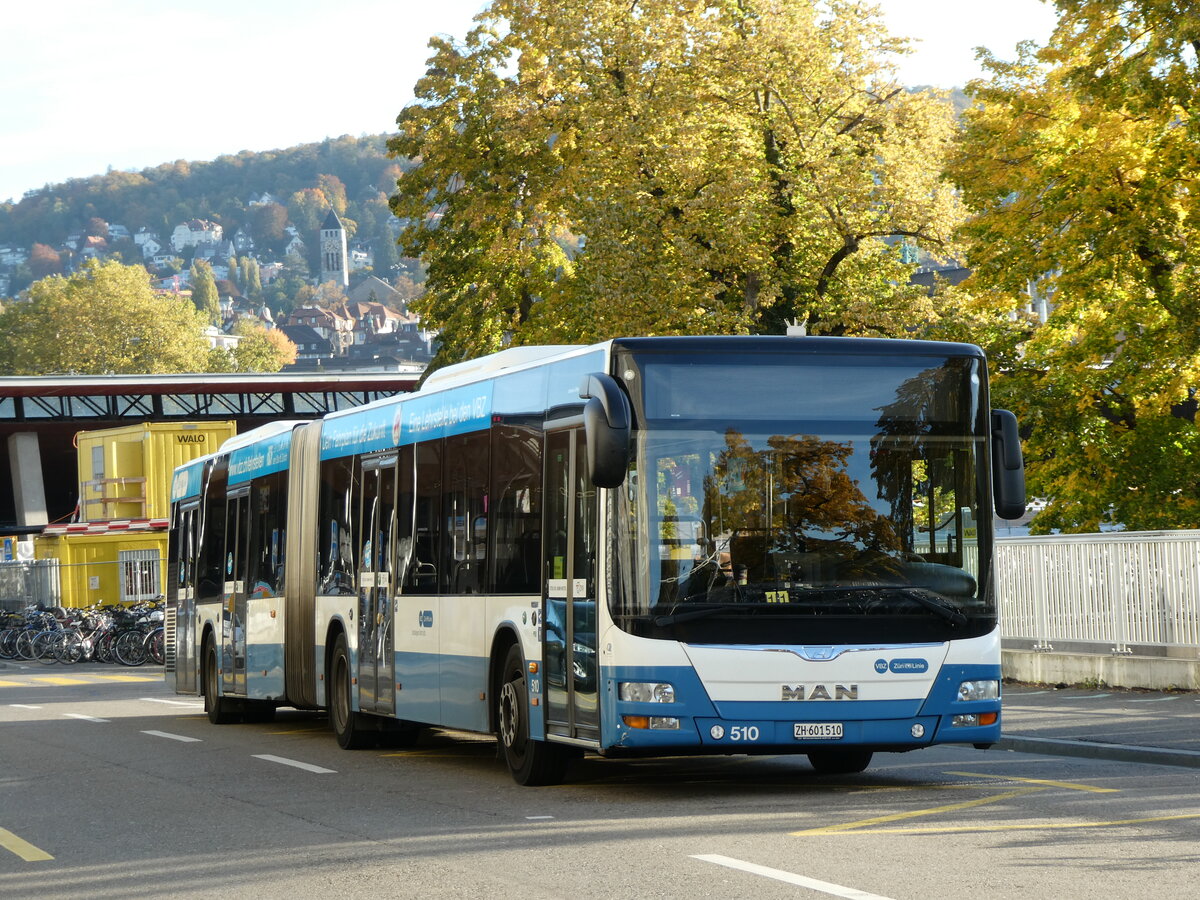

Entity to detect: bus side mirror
[580,373,632,488]
[991,409,1026,520]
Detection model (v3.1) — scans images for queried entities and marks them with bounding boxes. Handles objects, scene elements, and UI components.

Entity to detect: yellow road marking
[821,812,1200,835]
[28,676,91,686]
[0,679,28,687]
[90,674,160,683]
[266,728,328,735]
[791,787,1044,834]
[0,827,54,861]
[944,771,1119,793]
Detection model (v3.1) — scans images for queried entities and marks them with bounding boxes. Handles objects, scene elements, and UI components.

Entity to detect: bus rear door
[358,453,397,716]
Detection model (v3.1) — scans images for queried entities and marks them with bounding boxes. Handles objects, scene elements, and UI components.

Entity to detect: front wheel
[807,749,873,775]
[497,645,570,786]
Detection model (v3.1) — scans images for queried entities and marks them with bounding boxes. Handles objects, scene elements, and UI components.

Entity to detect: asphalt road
[3,664,1200,899]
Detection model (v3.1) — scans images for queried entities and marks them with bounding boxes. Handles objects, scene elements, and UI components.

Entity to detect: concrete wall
[1003,648,1200,691]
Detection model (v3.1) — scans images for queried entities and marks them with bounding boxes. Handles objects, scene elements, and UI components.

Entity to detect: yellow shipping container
[34,530,168,609]
[75,421,236,521]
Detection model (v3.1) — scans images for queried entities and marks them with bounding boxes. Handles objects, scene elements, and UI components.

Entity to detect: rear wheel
[330,633,372,749]
[807,750,873,775]
[204,638,238,724]
[497,645,570,786]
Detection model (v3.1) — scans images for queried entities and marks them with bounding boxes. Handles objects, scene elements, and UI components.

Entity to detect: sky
[0,0,1060,206]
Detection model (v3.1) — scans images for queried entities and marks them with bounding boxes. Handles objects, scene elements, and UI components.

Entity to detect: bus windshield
[611,347,994,644]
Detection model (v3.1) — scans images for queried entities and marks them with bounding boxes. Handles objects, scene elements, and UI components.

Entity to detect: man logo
[781,684,859,701]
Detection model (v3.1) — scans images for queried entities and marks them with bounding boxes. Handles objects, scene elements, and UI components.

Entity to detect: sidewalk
[999,682,1200,768]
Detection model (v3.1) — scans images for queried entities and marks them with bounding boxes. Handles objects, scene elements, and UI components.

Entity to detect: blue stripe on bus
[318,383,498,461]
[170,459,205,501]
[228,429,292,485]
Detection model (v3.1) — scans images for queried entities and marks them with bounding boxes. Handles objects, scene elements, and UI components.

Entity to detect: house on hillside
[138,234,164,260]
[278,324,333,361]
[283,305,354,355]
[349,240,373,271]
[231,228,255,254]
[0,246,28,267]
[171,219,224,253]
[248,192,279,206]
[80,235,108,260]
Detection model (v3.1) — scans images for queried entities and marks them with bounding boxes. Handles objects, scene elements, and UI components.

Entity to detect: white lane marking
[1128,696,1180,703]
[1075,693,1111,699]
[526,816,555,820]
[693,855,895,900]
[1013,690,1052,695]
[9,704,42,709]
[63,713,109,723]
[142,730,202,743]
[252,754,336,774]
[141,697,205,707]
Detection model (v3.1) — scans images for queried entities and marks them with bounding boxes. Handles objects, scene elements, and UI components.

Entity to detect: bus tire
[330,632,372,750]
[498,644,570,786]
[204,638,239,725]
[806,750,873,775]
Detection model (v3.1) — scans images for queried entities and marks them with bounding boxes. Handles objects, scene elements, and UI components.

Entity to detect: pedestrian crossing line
[791,787,1045,835]
[0,826,53,862]
[943,771,1119,793]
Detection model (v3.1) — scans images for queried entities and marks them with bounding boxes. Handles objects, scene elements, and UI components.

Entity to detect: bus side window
[490,422,543,594]
[318,456,357,595]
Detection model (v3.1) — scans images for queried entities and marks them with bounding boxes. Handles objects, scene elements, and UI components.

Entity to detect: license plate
[794,722,843,740]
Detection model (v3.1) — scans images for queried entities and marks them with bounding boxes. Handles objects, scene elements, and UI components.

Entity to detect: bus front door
[222,490,248,697]
[543,427,599,743]
[358,455,397,716]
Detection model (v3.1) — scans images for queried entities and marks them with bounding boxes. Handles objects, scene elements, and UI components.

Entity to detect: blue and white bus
[166,335,1025,784]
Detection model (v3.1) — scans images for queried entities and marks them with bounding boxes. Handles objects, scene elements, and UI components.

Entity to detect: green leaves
[389,0,965,364]
[0,260,211,375]
[951,0,1200,531]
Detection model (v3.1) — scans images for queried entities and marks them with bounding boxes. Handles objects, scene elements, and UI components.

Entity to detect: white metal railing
[997,530,1200,653]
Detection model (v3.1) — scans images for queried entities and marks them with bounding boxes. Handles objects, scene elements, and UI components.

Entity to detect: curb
[997,735,1200,769]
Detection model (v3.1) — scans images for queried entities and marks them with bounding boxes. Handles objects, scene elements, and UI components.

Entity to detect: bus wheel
[204,639,239,724]
[498,645,569,786]
[806,750,873,775]
[330,633,372,750]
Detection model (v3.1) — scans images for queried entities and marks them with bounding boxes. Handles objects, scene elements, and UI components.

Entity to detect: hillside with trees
[0,134,418,304]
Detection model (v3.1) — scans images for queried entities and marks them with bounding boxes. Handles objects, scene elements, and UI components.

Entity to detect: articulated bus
[166,335,1025,784]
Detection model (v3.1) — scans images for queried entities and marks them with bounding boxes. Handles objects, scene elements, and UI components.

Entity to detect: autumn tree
[189,258,222,325]
[28,243,62,279]
[208,320,298,372]
[949,1,1200,531]
[390,0,964,367]
[0,260,211,374]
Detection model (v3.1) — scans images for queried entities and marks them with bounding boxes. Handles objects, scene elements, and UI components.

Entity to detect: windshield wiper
[653,604,741,626]
[891,588,968,626]
[784,585,970,626]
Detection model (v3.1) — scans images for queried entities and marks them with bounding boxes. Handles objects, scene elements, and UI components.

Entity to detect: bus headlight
[957,680,1000,702]
[619,682,675,703]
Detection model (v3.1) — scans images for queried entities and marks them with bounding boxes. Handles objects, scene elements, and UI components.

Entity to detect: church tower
[319,208,349,287]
